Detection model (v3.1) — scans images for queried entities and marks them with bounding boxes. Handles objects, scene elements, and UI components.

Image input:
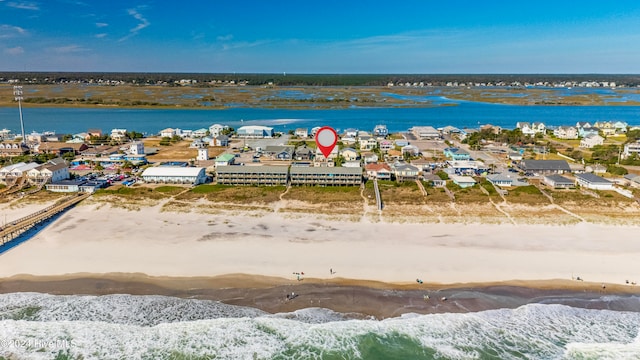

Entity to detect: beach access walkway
[0,192,91,248]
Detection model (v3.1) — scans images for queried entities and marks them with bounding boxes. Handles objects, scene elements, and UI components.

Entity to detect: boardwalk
[0,192,91,246]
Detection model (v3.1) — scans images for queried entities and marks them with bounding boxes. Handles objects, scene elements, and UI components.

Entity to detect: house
[129,141,145,155]
[379,139,394,152]
[450,175,477,188]
[45,179,87,193]
[342,128,358,138]
[401,145,420,157]
[210,135,229,147]
[480,124,502,134]
[0,142,29,156]
[358,136,378,151]
[447,160,488,176]
[486,173,514,188]
[294,146,314,161]
[410,158,431,172]
[36,142,88,156]
[593,121,616,136]
[423,173,446,187]
[553,126,579,139]
[141,166,208,185]
[578,127,600,138]
[27,161,70,184]
[532,122,546,134]
[313,146,339,163]
[386,149,402,161]
[208,124,227,137]
[391,161,420,182]
[0,128,11,140]
[543,174,575,189]
[87,129,103,138]
[443,147,471,161]
[160,128,176,138]
[575,173,614,190]
[294,128,309,138]
[410,126,440,139]
[214,153,236,167]
[373,124,388,138]
[110,129,127,142]
[579,134,604,149]
[340,148,359,161]
[613,121,628,133]
[586,164,607,174]
[265,145,295,160]
[236,125,274,138]
[520,160,571,175]
[361,152,379,164]
[364,163,392,180]
[623,141,640,159]
[394,139,410,147]
[623,173,640,187]
[508,152,523,161]
[516,122,536,136]
[192,128,209,138]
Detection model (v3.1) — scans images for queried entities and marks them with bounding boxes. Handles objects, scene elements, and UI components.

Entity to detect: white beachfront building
[141,166,208,185]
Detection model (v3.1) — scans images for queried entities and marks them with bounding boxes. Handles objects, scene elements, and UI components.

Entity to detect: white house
[358,136,378,151]
[111,128,127,141]
[208,124,227,137]
[340,148,359,161]
[129,141,145,155]
[160,128,176,138]
[623,141,640,159]
[553,126,579,139]
[192,128,209,138]
[141,166,207,185]
[579,134,604,149]
[295,128,309,138]
[575,173,614,190]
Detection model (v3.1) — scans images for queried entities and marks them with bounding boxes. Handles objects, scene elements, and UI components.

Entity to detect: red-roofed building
[365,163,392,180]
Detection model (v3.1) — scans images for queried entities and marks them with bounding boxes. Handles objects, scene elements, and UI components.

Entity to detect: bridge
[0,192,91,246]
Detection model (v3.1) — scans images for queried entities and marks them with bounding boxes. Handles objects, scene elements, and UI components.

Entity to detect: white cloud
[50,44,86,53]
[217,34,233,41]
[0,24,27,38]
[221,40,271,51]
[96,22,108,28]
[95,33,107,38]
[4,46,24,55]
[119,8,149,42]
[6,1,39,10]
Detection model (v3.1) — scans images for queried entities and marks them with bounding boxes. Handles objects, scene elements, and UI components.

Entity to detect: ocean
[1,101,640,136]
[1,293,639,359]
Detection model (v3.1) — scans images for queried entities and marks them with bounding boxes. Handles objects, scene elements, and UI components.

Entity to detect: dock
[0,192,91,246]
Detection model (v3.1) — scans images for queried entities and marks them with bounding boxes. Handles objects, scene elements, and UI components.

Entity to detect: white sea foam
[1,295,639,360]
[0,293,266,326]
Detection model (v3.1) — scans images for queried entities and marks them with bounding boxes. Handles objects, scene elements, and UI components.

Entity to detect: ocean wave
[0,293,266,326]
[1,297,640,359]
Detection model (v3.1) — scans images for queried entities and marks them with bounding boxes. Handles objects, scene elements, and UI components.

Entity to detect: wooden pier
[0,192,91,246]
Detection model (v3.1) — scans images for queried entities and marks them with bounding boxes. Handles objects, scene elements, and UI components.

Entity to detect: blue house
[444,147,471,161]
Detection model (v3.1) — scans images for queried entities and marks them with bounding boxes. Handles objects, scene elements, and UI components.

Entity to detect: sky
[1,0,640,74]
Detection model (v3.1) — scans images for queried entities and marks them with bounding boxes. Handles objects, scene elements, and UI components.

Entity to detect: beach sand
[1,199,640,318]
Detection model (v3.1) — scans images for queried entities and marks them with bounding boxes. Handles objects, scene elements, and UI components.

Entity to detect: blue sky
[1,0,640,73]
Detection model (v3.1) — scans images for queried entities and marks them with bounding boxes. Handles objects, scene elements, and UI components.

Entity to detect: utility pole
[13,86,26,145]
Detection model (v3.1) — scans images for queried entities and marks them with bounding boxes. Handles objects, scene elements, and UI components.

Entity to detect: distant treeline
[3,72,640,87]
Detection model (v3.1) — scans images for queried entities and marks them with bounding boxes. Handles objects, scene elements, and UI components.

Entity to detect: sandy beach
[2,197,640,317]
[1,198,640,285]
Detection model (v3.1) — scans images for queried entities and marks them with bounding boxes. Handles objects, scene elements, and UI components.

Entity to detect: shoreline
[2,198,640,319]
[1,273,639,319]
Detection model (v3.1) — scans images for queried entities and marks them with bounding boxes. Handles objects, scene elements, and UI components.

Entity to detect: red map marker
[315,126,338,158]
